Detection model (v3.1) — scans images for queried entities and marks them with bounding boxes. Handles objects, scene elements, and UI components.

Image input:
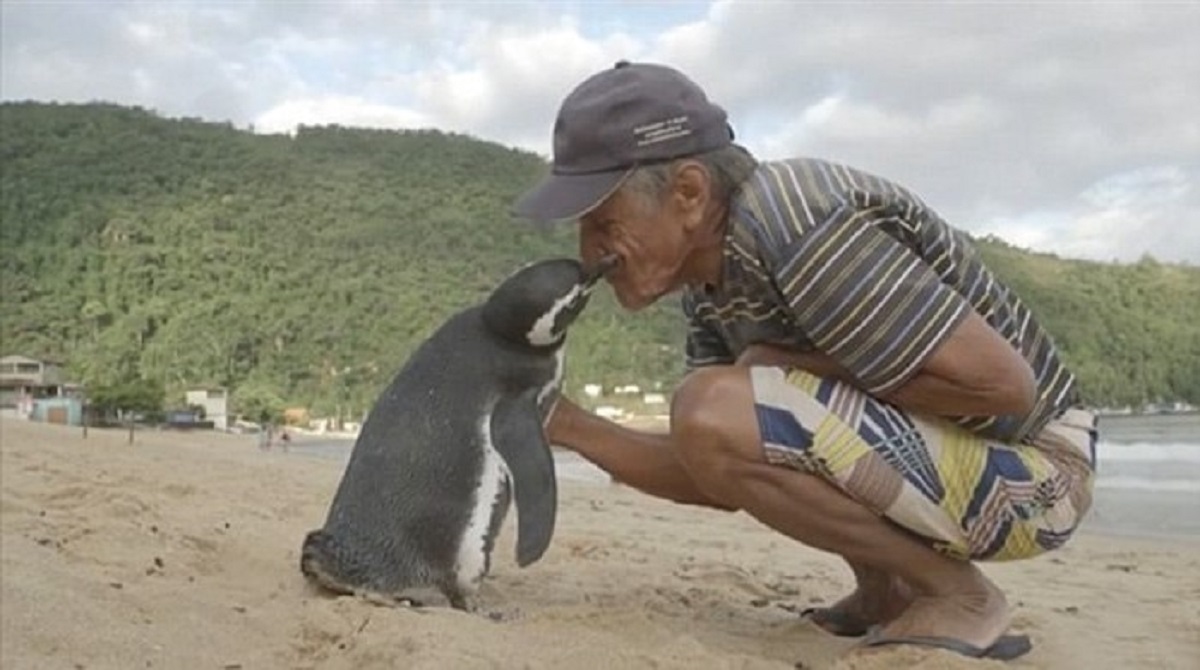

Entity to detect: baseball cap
[513,60,733,223]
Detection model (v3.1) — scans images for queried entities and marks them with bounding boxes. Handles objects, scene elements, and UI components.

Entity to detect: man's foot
[860,569,1027,660]
[802,575,914,637]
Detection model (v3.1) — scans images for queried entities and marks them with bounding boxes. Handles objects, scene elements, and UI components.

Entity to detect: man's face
[578,184,691,311]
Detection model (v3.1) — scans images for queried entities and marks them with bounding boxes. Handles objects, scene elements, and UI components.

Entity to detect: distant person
[259,422,275,451]
[513,60,1097,660]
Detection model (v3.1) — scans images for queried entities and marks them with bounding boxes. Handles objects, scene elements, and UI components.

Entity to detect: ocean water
[288,413,1200,541]
[1093,442,1200,493]
[1082,413,1199,539]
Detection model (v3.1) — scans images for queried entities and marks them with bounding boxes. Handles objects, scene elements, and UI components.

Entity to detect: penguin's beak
[582,253,620,289]
[580,254,619,291]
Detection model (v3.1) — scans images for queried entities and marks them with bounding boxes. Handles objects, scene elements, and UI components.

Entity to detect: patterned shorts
[750,367,1097,562]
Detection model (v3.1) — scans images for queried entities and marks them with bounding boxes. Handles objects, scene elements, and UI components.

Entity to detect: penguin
[300,254,618,611]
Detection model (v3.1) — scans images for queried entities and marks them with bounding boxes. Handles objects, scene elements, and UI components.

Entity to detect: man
[513,61,1097,661]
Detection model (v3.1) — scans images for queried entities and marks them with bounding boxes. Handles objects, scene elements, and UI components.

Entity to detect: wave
[1096,441,1200,463]
[1094,475,1200,493]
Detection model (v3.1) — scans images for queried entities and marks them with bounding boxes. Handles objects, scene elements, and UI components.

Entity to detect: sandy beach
[2,416,1198,670]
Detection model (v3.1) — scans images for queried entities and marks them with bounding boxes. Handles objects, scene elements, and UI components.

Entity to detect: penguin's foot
[352,589,430,611]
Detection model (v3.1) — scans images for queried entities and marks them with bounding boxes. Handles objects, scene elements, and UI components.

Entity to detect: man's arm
[879,309,1035,417]
[539,294,739,511]
[766,208,1036,421]
[738,312,1037,419]
[545,396,736,511]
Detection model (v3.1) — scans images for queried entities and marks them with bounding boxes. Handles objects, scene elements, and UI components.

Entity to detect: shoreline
[280,431,1200,544]
[4,418,1198,669]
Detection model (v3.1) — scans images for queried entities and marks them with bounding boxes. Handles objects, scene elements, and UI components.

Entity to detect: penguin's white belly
[454,411,510,593]
[537,348,566,413]
[455,351,563,596]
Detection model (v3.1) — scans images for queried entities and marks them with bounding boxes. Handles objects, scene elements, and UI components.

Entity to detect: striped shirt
[682,157,1079,443]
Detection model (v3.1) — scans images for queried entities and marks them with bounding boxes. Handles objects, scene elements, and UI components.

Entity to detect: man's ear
[672,161,711,230]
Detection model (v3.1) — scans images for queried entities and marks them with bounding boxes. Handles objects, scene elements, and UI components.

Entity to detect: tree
[86,377,165,422]
[2,101,1198,413]
[233,382,286,425]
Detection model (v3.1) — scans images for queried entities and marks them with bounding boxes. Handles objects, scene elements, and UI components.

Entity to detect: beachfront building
[0,355,83,409]
[184,387,229,431]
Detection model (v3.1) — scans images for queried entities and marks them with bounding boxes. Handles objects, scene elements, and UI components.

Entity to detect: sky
[3,0,1198,264]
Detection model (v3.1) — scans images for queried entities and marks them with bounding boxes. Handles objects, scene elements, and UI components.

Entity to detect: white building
[185,388,229,430]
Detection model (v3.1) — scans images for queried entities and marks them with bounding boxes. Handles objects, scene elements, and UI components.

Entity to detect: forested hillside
[2,102,1197,416]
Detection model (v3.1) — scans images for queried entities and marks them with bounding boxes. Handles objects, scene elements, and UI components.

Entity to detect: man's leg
[669,366,1013,651]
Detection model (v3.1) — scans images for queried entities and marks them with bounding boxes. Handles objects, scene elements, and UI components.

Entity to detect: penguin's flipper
[490,387,557,567]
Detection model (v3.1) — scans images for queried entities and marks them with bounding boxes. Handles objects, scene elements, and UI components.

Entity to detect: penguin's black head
[482,255,618,348]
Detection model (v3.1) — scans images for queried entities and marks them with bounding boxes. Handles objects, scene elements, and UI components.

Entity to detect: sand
[2,416,1198,670]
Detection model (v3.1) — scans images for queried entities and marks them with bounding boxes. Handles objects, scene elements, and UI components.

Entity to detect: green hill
[2,102,1197,416]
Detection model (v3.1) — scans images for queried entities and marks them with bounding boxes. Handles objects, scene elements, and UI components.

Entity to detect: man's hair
[621,143,759,213]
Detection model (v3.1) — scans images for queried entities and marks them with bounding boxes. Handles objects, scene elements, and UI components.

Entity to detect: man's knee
[669,366,762,481]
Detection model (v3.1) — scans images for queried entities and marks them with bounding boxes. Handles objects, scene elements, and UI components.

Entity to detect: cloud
[642,0,1200,262]
[400,19,643,152]
[253,96,430,135]
[1068,166,1196,263]
[2,0,1197,262]
[1,2,300,124]
[978,165,1197,263]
